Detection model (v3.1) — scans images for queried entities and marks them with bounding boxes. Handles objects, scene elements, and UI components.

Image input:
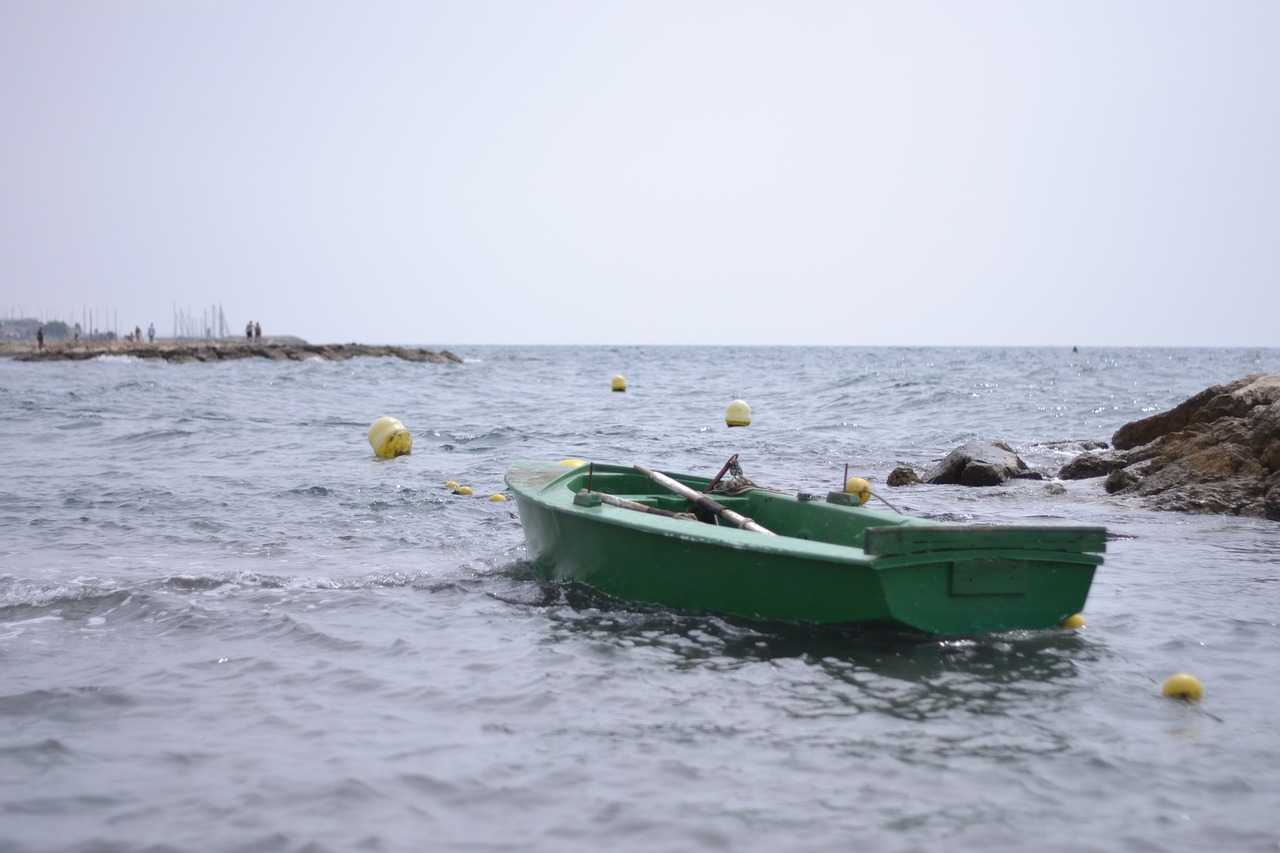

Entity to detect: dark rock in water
[1104,467,1142,493]
[887,466,920,487]
[1058,450,1132,480]
[1088,373,1280,520]
[925,442,1030,487]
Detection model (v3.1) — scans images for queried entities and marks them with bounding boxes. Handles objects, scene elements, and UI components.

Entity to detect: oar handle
[634,464,775,535]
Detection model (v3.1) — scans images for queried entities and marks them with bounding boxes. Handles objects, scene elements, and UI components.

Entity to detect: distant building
[2,318,98,341]
[0,318,41,340]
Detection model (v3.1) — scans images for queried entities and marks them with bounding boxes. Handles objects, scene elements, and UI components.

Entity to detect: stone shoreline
[884,373,1279,520]
[3,339,461,364]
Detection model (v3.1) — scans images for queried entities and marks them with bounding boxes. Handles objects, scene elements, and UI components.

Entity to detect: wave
[0,568,476,615]
[113,428,196,444]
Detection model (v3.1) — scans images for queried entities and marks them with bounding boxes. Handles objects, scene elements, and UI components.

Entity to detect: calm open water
[2,345,1279,853]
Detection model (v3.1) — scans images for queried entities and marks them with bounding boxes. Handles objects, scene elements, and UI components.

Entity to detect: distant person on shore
[135,325,141,343]
[246,320,253,341]
[254,322,261,342]
[37,324,44,350]
[148,323,155,343]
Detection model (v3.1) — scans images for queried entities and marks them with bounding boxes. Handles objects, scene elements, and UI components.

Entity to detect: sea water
[2,346,1279,852]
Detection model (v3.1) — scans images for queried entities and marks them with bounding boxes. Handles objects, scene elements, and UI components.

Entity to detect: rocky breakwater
[1060,373,1280,519]
[13,340,462,365]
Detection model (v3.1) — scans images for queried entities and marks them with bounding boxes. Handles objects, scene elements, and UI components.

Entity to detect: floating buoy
[1061,613,1087,629]
[1162,673,1203,700]
[611,375,627,392]
[726,399,751,427]
[489,494,507,502]
[844,477,872,505]
[368,417,412,458]
[453,485,474,496]
[444,480,460,489]
[558,459,587,467]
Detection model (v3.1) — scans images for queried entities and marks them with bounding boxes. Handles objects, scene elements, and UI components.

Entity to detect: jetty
[3,338,461,364]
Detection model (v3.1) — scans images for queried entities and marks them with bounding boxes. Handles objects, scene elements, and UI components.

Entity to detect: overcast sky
[2,1,1277,346]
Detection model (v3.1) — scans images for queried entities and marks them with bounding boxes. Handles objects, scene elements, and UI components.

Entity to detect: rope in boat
[706,454,783,497]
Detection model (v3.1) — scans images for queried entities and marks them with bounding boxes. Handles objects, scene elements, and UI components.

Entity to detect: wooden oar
[634,464,775,535]
[591,491,698,520]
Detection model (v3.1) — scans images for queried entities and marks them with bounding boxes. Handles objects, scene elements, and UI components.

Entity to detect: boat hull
[506,461,1105,635]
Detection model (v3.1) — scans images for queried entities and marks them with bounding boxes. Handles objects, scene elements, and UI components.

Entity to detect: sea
[2,345,1279,853]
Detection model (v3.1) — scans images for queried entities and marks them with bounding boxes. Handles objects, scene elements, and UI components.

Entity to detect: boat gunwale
[505,460,1106,570]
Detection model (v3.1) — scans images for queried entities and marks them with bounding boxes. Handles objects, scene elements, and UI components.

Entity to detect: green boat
[505,459,1107,636]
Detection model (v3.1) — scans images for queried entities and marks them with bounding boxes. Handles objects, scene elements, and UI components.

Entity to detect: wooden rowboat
[505,459,1106,636]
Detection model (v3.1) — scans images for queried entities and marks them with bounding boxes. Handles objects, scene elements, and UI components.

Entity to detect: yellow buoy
[444,480,460,489]
[453,485,474,496]
[368,417,412,458]
[1162,673,1204,700]
[725,399,752,427]
[558,459,587,467]
[611,375,627,392]
[489,494,507,502]
[844,477,872,505]
[1061,613,1087,629]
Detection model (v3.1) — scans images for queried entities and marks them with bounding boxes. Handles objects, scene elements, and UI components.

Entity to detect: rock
[1059,450,1132,480]
[1112,377,1275,450]
[924,442,1030,487]
[887,466,920,487]
[1104,467,1142,493]
[1100,374,1280,520]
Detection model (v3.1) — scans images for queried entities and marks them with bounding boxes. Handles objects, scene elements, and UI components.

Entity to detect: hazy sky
[2,1,1277,346]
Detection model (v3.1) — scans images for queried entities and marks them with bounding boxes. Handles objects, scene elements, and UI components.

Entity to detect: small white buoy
[368,417,412,458]
[1162,673,1203,700]
[726,399,751,427]
[611,375,627,392]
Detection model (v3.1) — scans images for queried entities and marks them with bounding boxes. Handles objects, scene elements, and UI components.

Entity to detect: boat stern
[865,524,1106,635]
